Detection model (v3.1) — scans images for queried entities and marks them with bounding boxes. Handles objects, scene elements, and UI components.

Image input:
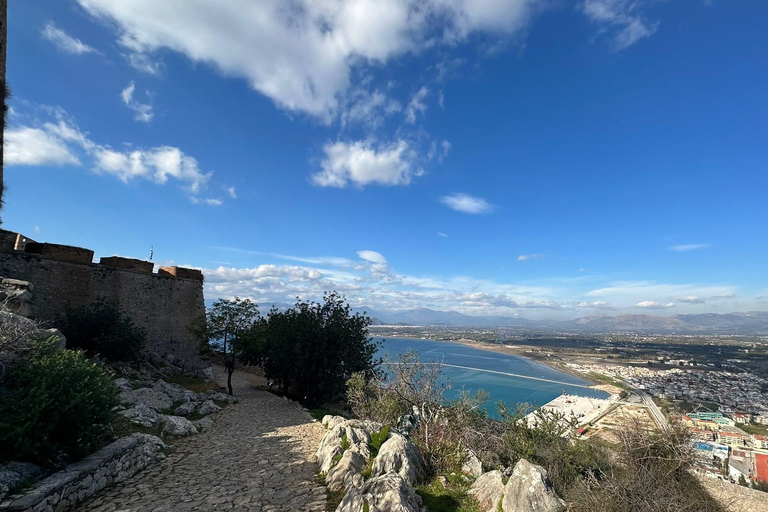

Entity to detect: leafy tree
[206,297,260,395]
[263,292,377,406]
[57,299,147,362]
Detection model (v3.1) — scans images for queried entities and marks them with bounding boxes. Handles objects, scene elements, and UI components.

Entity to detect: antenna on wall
[149,245,153,261]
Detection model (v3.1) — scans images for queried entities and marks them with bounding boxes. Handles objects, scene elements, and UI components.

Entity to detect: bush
[57,299,147,362]
[0,342,120,465]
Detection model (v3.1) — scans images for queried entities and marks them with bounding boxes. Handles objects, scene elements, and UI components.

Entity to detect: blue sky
[4,0,767,319]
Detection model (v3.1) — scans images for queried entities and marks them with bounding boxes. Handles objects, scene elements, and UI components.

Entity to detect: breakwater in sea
[374,337,609,418]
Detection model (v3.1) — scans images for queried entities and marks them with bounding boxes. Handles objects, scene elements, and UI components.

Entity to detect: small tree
[206,297,260,395]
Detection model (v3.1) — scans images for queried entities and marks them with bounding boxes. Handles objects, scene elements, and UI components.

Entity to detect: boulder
[161,415,198,436]
[173,402,197,417]
[322,415,348,430]
[371,432,425,485]
[153,380,198,403]
[501,459,566,512]
[120,403,162,427]
[204,390,240,404]
[193,417,214,430]
[0,462,43,500]
[326,450,366,492]
[120,388,174,412]
[114,378,133,393]
[336,472,425,512]
[462,449,483,478]
[469,470,505,512]
[196,400,222,416]
[317,420,381,473]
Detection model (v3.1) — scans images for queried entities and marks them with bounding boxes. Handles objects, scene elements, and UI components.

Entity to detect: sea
[374,337,609,418]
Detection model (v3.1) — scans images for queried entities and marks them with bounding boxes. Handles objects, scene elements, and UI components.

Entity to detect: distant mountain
[353,307,539,328]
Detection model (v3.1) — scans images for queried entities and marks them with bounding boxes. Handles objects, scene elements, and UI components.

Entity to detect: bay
[374,337,609,417]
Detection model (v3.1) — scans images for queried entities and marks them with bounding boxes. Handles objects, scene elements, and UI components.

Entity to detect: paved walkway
[77,367,327,512]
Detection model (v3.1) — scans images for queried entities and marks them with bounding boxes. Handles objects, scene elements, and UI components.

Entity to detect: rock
[161,416,198,436]
[193,417,214,430]
[437,476,450,489]
[371,432,425,485]
[200,365,214,380]
[204,390,240,404]
[196,400,221,416]
[326,450,366,492]
[469,470,505,512]
[120,403,161,428]
[317,420,381,473]
[322,415,349,430]
[114,378,132,393]
[501,459,566,512]
[0,462,43,500]
[173,402,197,417]
[462,449,483,478]
[153,380,198,403]
[336,472,425,512]
[120,388,174,412]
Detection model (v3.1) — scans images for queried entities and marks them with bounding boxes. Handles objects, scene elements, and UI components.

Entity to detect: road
[638,390,669,429]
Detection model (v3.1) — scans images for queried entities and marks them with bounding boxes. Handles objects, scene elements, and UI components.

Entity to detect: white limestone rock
[501,459,566,512]
[462,449,483,478]
[322,415,348,430]
[153,380,198,403]
[326,450,366,492]
[161,415,198,436]
[114,378,132,393]
[173,402,196,417]
[196,400,222,416]
[119,388,174,412]
[371,432,425,485]
[0,462,43,500]
[336,471,425,512]
[120,403,161,428]
[317,420,381,473]
[469,470,505,512]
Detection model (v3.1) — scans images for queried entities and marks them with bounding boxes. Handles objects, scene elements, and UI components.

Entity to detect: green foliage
[309,407,346,422]
[341,435,351,451]
[369,425,390,458]
[206,297,261,356]
[415,476,483,512]
[263,292,378,406]
[0,343,120,465]
[57,299,147,362]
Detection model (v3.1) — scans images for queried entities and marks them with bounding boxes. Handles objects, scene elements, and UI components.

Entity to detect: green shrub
[369,425,390,458]
[57,299,147,362]
[0,343,120,464]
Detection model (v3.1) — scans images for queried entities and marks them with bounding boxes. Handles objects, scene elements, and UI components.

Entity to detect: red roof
[755,453,768,484]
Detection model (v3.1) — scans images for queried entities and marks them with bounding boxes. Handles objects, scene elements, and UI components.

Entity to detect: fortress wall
[0,250,205,364]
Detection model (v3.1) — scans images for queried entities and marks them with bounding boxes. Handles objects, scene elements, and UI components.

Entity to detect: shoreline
[373,333,623,398]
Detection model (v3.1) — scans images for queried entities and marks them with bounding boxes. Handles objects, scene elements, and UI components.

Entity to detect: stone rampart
[0,231,205,367]
[0,434,166,512]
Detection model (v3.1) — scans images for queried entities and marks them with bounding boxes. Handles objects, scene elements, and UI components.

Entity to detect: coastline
[373,333,623,397]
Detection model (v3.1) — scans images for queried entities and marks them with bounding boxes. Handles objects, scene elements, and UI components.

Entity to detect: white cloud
[75,0,538,121]
[440,193,494,214]
[437,232,449,238]
[34,226,41,234]
[7,107,230,202]
[668,243,711,252]
[405,86,430,124]
[127,52,162,75]
[518,253,544,261]
[313,140,421,188]
[636,300,675,309]
[357,250,387,265]
[5,127,81,166]
[190,197,223,206]
[121,82,154,123]
[41,21,99,55]
[225,186,237,199]
[581,0,658,51]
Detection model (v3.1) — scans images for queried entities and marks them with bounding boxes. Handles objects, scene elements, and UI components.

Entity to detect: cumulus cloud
[5,127,81,166]
[636,300,675,309]
[440,193,494,214]
[121,82,154,123]
[41,21,99,55]
[518,253,544,261]
[668,243,711,252]
[6,107,230,202]
[313,140,421,188]
[581,0,658,51]
[75,0,538,121]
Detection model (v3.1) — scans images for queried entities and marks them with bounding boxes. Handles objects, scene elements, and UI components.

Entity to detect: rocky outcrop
[326,450,366,492]
[462,449,483,478]
[0,463,42,501]
[0,434,165,512]
[153,380,198,403]
[469,470,505,512]
[161,416,198,437]
[196,400,221,416]
[336,472,425,512]
[0,278,33,317]
[371,433,425,485]
[173,402,196,417]
[119,403,161,428]
[322,415,348,431]
[119,388,174,412]
[500,459,566,512]
[317,417,381,473]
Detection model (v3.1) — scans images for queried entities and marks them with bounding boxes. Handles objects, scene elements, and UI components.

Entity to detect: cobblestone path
[77,367,327,512]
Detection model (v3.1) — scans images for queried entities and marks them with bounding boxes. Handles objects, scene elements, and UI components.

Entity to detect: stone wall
[0,235,205,368]
[0,434,166,512]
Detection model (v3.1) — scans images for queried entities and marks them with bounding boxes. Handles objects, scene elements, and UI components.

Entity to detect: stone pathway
[76,367,327,512]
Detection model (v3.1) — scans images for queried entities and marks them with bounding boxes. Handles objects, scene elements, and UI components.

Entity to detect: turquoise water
[375,337,608,418]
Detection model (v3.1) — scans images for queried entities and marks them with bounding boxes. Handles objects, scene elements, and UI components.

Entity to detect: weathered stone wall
[0,251,205,366]
[0,434,166,512]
